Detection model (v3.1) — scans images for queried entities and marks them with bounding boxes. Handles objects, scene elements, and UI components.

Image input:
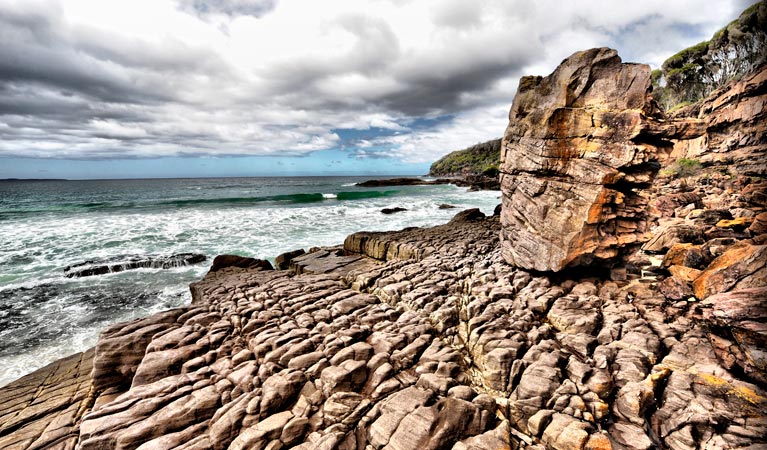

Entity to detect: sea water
[0,176,499,386]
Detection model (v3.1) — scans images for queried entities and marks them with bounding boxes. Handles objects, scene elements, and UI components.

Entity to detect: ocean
[0,176,499,386]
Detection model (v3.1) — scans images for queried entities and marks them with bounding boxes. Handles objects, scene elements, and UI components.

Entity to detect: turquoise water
[0,176,499,386]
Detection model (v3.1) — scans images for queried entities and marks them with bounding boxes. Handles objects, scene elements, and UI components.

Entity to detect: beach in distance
[0,176,499,386]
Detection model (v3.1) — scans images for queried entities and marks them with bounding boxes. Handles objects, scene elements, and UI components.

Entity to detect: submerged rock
[275,248,306,270]
[381,207,407,214]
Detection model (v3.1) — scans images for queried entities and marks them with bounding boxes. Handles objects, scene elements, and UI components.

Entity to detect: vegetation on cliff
[652,0,766,110]
[429,138,501,177]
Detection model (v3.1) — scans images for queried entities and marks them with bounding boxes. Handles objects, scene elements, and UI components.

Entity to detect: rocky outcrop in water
[355,178,451,187]
[380,207,407,215]
[64,253,207,278]
[498,48,705,272]
[209,255,274,273]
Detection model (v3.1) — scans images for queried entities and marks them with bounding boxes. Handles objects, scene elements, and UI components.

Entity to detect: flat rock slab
[0,348,94,450]
[291,249,375,275]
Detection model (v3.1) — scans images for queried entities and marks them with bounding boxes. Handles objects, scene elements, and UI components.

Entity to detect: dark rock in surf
[449,208,486,223]
[209,254,273,273]
[381,207,407,214]
[438,203,457,209]
[64,253,207,278]
[275,249,306,270]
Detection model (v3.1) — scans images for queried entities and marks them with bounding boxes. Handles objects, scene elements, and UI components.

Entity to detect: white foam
[0,185,500,386]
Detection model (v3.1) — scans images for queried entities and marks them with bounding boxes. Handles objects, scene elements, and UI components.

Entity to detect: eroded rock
[499,47,704,272]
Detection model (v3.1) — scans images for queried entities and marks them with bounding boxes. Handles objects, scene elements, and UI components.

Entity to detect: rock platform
[1,205,765,450]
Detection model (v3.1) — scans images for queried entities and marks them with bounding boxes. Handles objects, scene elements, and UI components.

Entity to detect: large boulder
[700,287,767,383]
[209,254,273,272]
[499,48,704,272]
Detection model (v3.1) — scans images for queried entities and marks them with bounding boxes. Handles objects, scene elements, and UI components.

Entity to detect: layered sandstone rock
[671,66,767,175]
[0,349,94,450]
[499,48,704,272]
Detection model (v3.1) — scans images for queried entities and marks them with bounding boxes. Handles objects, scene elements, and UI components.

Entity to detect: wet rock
[275,248,306,270]
[381,207,407,214]
[356,178,451,187]
[450,208,486,223]
[64,253,207,278]
[209,254,273,272]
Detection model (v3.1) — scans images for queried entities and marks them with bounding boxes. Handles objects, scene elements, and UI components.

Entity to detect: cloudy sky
[0,0,755,179]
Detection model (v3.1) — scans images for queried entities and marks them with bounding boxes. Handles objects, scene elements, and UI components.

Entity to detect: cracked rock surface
[2,208,765,450]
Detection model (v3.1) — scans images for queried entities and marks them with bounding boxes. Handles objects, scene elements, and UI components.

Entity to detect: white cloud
[0,0,747,163]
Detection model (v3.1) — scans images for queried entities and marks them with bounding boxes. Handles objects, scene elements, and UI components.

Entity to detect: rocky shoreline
[2,205,765,450]
[1,48,765,450]
[355,176,500,192]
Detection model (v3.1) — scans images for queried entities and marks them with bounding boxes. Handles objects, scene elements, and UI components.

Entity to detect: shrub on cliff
[660,158,703,181]
[652,0,766,110]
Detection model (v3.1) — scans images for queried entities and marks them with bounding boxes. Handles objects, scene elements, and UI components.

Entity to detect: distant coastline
[0,178,69,182]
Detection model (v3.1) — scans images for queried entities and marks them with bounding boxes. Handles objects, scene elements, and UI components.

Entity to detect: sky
[0,0,757,179]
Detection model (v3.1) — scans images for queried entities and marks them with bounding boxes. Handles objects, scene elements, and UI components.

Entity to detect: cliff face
[653,0,767,110]
[670,65,767,175]
[498,48,703,272]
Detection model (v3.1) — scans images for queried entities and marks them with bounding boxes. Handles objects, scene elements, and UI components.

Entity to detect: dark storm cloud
[0,0,749,163]
[0,8,170,105]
